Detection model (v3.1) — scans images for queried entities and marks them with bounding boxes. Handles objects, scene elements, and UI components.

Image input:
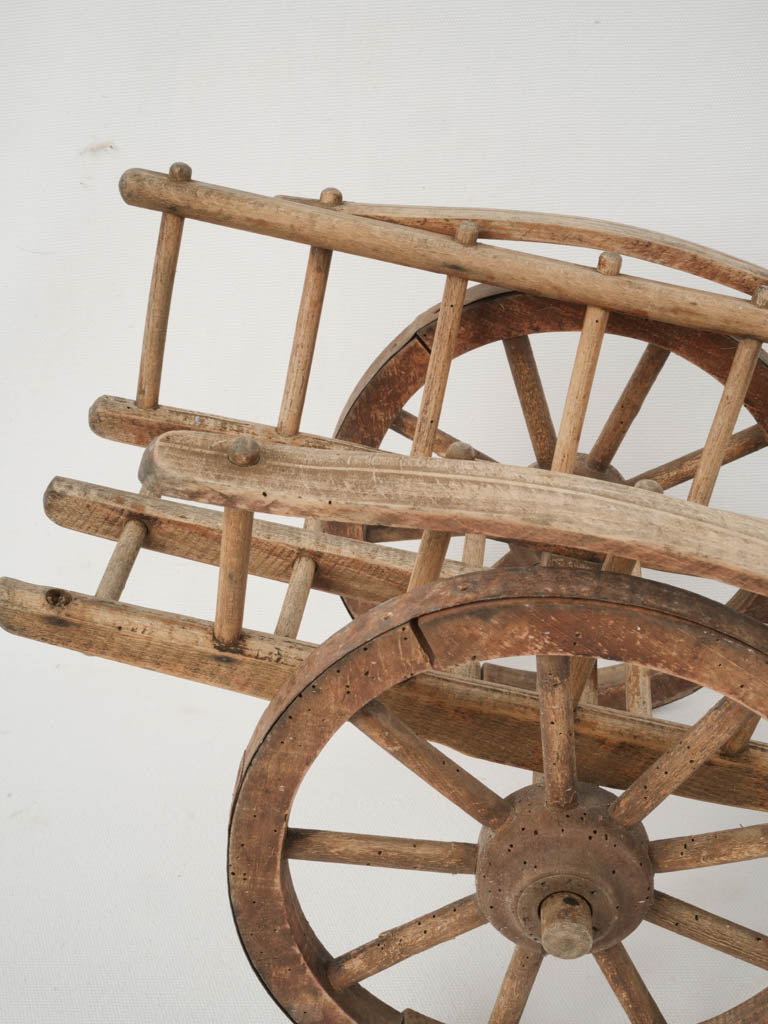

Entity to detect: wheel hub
[475,783,654,955]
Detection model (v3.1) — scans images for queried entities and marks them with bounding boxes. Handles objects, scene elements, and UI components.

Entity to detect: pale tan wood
[539,892,592,959]
[593,942,667,1024]
[274,197,768,294]
[460,530,486,679]
[44,477,467,605]
[503,335,556,467]
[647,890,768,971]
[213,505,253,646]
[578,660,599,705]
[611,698,760,827]
[120,169,768,342]
[551,252,622,474]
[95,479,164,601]
[408,529,452,592]
[141,431,768,599]
[588,343,670,471]
[274,552,316,638]
[3,577,768,810]
[277,187,341,437]
[285,829,477,873]
[536,655,578,810]
[352,700,508,829]
[327,894,486,989]
[650,822,768,873]
[135,162,191,409]
[628,423,768,490]
[488,945,544,1024]
[390,408,493,461]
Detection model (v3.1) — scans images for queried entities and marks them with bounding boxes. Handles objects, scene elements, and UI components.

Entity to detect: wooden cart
[3,163,768,1023]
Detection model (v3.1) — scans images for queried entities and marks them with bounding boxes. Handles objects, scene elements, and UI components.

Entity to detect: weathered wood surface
[3,574,768,810]
[213,506,253,646]
[539,892,592,959]
[650,823,768,873]
[120,169,768,339]
[142,430,768,598]
[536,655,578,809]
[503,335,556,467]
[285,829,477,874]
[488,945,543,1024]
[593,942,667,1024]
[275,197,768,294]
[630,423,768,490]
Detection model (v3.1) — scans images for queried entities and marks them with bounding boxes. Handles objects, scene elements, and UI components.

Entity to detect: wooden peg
[551,252,622,474]
[136,162,191,410]
[95,479,162,601]
[276,187,342,438]
[540,892,593,959]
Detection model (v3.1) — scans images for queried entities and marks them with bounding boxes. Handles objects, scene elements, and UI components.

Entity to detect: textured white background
[2,1,767,1021]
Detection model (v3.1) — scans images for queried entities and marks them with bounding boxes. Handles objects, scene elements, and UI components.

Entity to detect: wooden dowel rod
[650,822,768,873]
[120,169,768,342]
[536,654,578,810]
[503,335,557,468]
[593,942,666,1023]
[277,187,341,437]
[588,343,670,471]
[628,423,768,491]
[551,252,622,474]
[213,506,254,646]
[95,480,161,601]
[488,945,544,1024]
[540,892,593,959]
[391,409,494,461]
[688,287,767,506]
[285,828,477,873]
[274,516,319,638]
[459,528,486,679]
[135,162,191,410]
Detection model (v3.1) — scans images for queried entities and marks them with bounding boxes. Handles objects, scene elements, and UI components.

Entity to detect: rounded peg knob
[540,892,593,959]
[455,220,479,246]
[228,436,261,467]
[634,477,663,494]
[598,251,622,276]
[169,162,192,182]
[445,440,477,461]
[320,187,343,207]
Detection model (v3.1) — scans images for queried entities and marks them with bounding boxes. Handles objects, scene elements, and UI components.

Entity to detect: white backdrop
[2,2,767,1021]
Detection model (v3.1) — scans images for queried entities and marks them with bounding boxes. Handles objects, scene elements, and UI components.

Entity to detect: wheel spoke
[390,409,493,462]
[628,423,768,491]
[326,893,486,989]
[588,343,670,472]
[593,942,667,1023]
[285,828,477,873]
[488,945,544,1024]
[503,335,557,468]
[720,711,762,757]
[610,698,758,828]
[650,822,768,873]
[647,890,768,971]
[353,700,508,829]
[536,655,578,809]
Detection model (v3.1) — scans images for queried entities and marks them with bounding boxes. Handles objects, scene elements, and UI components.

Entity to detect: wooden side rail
[119,168,768,343]
[1,577,766,812]
[140,430,768,598]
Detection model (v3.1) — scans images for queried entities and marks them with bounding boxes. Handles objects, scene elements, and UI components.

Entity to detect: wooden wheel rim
[331,287,768,710]
[228,568,768,1024]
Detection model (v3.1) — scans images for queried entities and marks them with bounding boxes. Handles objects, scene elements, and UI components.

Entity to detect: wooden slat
[536,655,578,809]
[593,943,667,1024]
[550,252,621,474]
[326,894,486,989]
[3,578,768,810]
[503,336,556,467]
[352,700,508,829]
[611,698,762,827]
[285,829,477,873]
[488,945,543,1024]
[647,890,768,971]
[135,162,191,410]
[627,423,767,490]
[141,431,768,599]
[650,822,768,873]
[588,344,670,472]
[120,169,768,341]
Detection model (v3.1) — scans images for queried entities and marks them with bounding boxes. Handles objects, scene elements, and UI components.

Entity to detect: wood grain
[285,829,477,873]
[488,945,543,1024]
[650,822,768,873]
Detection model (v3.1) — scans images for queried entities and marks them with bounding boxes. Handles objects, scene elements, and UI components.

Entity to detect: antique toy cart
[2,163,768,1023]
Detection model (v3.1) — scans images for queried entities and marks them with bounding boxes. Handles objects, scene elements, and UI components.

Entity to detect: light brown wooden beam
[285,829,477,873]
[627,423,768,491]
[647,890,768,971]
[326,894,486,989]
[274,197,768,295]
[120,169,768,341]
[2,578,767,810]
[141,430,768,599]
[650,822,768,873]
[213,506,254,646]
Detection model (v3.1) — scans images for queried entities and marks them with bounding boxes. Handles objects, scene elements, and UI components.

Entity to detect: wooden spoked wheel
[331,286,768,710]
[229,568,768,1024]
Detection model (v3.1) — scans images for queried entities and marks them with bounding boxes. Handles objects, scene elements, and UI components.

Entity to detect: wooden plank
[285,829,477,874]
[650,823,768,873]
[275,197,768,294]
[2,577,767,810]
[142,431,768,598]
[120,169,768,341]
[43,477,467,605]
